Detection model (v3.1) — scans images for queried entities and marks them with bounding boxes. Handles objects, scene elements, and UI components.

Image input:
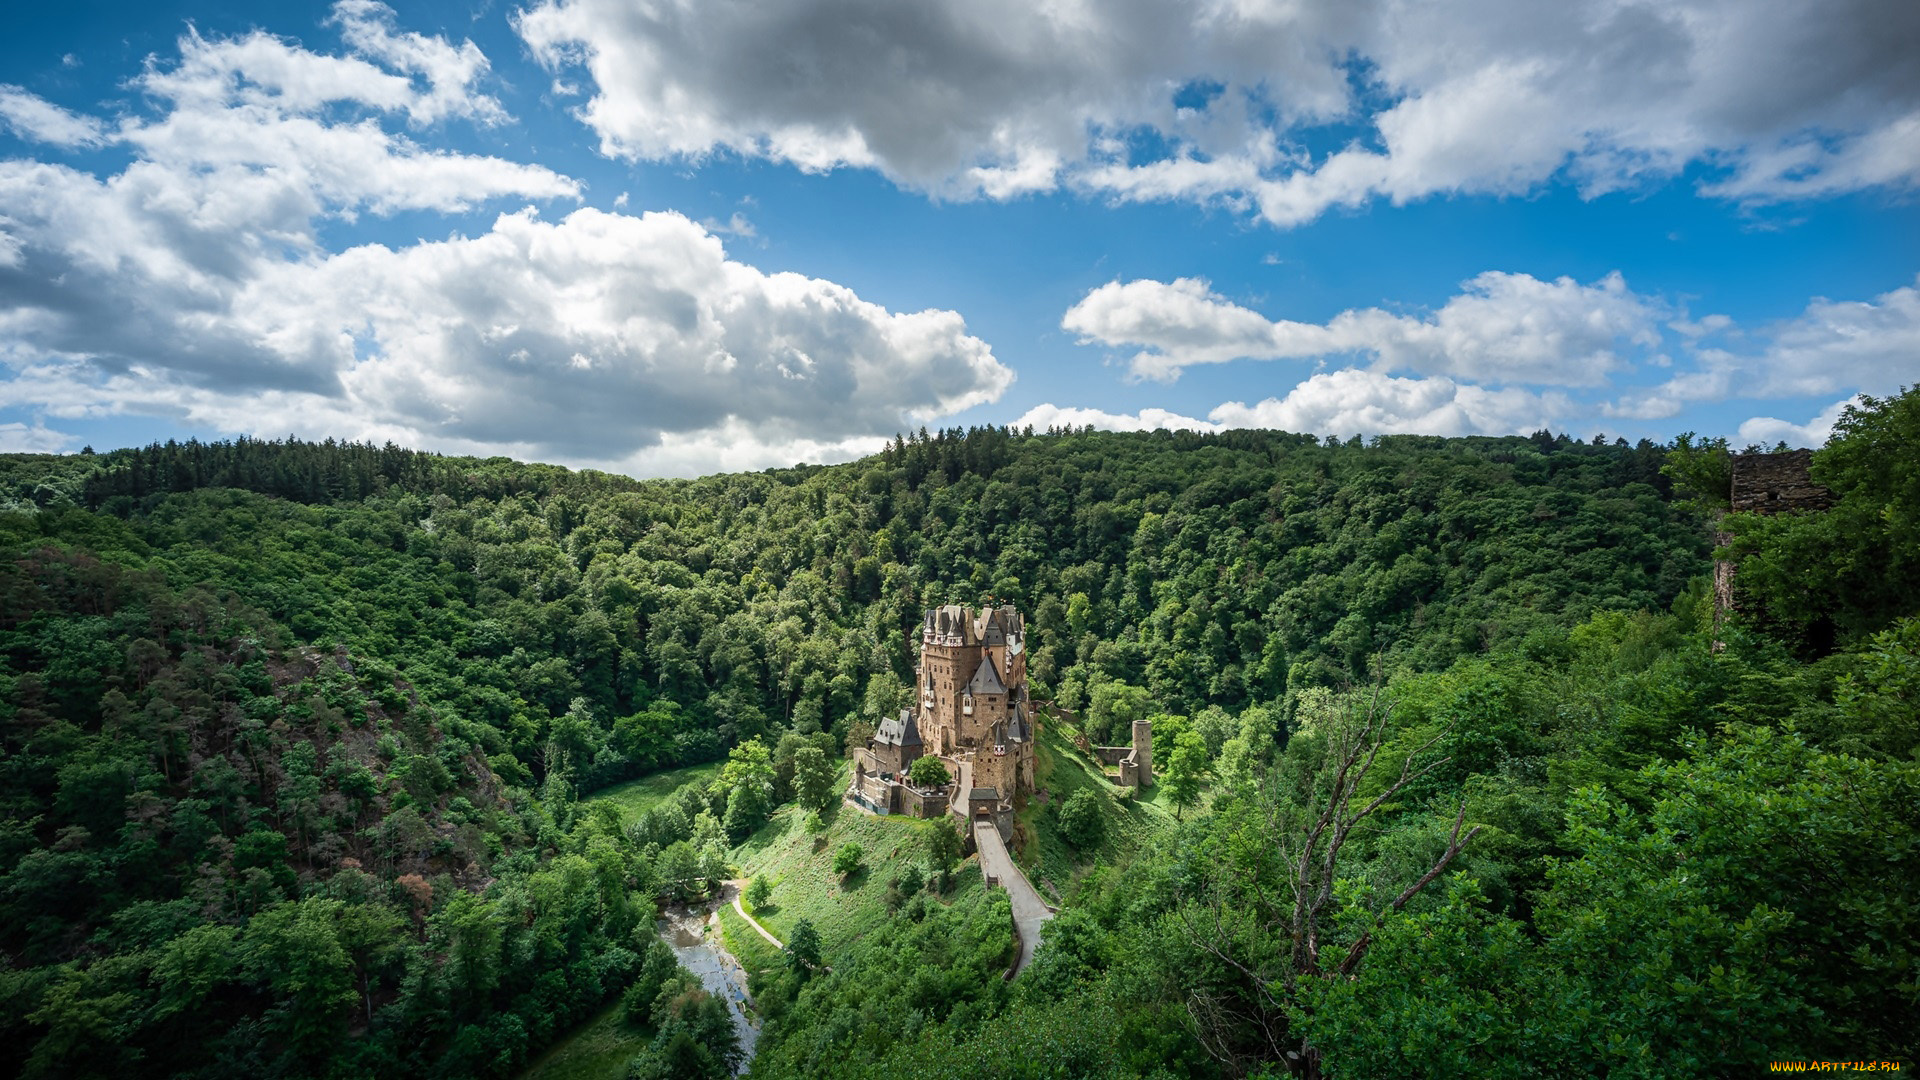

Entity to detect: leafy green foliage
[746,874,772,912]
[832,842,863,878]
[791,745,840,811]
[1301,727,1920,1076]
[1660,431,1733,508]
[1054,788,1105,848]
[906,754,951,788]
[925,817,962,875]
[621,939,682,1024]
[1162,729,1208,820]
[1727,390,1920,649]
[622,970,740,1080]
[4,404,1907,1079]
[785,920,821,975]
[748,889,1016,1080]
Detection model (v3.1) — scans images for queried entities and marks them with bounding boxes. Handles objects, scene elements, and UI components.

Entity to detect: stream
[657,894,760,1073]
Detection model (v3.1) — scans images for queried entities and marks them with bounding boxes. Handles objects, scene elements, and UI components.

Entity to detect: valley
[2,400,1916,1078]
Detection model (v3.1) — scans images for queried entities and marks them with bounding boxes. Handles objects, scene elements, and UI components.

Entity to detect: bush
[896,863,925,897]
[1056,788,1105,848]
[625,971,740,1079]
[622,939,682,1025]
[926,816,963,874]
[887,863,926,910]
[746,874,772,912]
[787,919,821,975]
[833,842,864,878]
[907,755,951,788]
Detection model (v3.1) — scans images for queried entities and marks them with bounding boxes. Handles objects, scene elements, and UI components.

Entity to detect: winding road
[972,821,1054,976]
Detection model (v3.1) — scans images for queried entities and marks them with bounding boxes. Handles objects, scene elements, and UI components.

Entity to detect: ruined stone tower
[1126,717,1153,786]
[1713,449,1833,648]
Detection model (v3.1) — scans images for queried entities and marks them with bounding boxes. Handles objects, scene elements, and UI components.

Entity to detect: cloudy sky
[1,0,1916,475]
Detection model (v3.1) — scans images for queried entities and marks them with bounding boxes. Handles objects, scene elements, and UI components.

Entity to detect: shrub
[907,755,951,788]
[622,939,680,1024]
[1056,788,1105,848]
[833,842,863,878]
[896,863,925,897]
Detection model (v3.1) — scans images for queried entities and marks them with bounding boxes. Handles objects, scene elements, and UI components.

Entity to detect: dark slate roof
[968,787,999,800]
[965,657,1008,695]
[874,708,924,746]
[928,604,975,643]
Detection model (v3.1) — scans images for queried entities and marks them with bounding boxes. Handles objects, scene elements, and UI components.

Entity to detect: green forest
[2,389,1915,1078]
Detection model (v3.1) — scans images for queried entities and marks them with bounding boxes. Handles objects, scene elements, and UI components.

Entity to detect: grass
[517,1001,649,1080]
[583,760,725,821]
[730,792,983,962]
[716,902,787,987]
[1017,715,1178,899]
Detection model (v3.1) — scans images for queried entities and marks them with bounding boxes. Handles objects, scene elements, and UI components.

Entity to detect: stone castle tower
[849,603,1037,819]
[915,604,1035,803]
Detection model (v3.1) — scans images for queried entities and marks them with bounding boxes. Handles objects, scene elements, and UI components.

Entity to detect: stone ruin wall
[1088,718,1154,787]
[1714,450,1833,642]
[1729,449,1832,515]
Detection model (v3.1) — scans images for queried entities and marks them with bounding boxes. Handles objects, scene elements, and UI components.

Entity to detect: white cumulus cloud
[1211,371,1572,437]
[1606,276,1920,418]
[515,0,1920,222]
[0,419,75,453]
[1012,403,1215,433]
[1016,370,1569,439]
[0,85,106,147]
[0,5,1014,475]
[1737,395,1864,448]
[1064,271,1661,384]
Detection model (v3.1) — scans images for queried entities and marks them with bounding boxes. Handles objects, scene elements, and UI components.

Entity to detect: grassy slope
[717,903,787,994]
[525,737,1172,1080]
[1018,716,1178,901]
[584,761,725,820]
[518,1003,649,1080]
[731,798,985,961]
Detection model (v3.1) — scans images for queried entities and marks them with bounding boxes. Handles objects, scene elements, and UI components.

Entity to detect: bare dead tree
[1179,685,1483,1078]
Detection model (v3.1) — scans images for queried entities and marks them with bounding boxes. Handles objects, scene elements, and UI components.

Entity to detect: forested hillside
[2,393,1915,1078]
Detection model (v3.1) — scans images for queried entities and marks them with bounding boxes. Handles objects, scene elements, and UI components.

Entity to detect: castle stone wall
[1730,450,1831,514]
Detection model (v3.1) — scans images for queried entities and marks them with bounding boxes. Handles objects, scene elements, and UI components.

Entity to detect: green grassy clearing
[583,761,724,821]
[517,1001,649,1080]
[731,796,984,961]
[717,902,787,987]
[1018,716,1178,899]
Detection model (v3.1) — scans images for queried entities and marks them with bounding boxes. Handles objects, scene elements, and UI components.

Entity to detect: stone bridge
[972,820,1053,976]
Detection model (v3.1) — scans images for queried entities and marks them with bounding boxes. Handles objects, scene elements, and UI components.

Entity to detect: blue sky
[1,0,1916,474]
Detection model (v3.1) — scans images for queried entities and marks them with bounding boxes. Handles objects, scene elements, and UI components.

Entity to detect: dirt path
[722,880,786,949]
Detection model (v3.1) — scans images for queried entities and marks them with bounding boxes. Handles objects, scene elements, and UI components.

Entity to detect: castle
[850,604,1038,822]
